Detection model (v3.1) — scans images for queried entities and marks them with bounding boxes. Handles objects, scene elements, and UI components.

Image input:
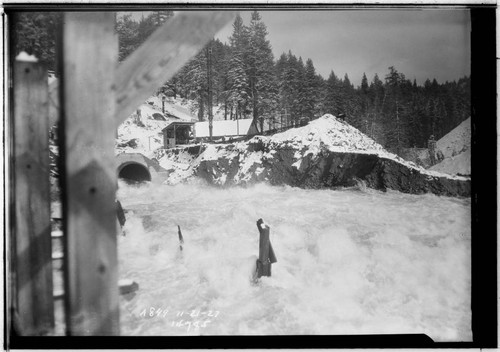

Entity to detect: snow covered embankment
[160,115,471,197]
[429,117,471,176]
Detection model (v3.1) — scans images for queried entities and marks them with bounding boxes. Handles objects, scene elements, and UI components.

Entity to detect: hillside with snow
[116,96,197,157]
[429,117,471,176]
[116,95,233,157]
[153,114,469,197]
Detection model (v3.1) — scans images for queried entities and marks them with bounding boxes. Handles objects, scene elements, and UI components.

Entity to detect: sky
[214,9,471,87]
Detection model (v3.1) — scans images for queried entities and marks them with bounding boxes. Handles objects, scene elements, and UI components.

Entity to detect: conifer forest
[13,11,470,154]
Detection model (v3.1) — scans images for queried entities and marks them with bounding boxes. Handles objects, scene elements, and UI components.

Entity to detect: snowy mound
[264,114,388,156]
[256,114,459,179]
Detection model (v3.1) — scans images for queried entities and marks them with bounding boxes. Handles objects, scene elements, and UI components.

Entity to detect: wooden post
[60,12,119,335]
[11,58,54,335]
[256,219,277,278]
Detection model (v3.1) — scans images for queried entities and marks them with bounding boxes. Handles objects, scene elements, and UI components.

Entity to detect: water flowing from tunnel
[117,181,471,340]
[118,163,152,183]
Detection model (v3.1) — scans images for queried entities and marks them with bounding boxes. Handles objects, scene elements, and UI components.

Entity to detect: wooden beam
[12,59,54,335]
[47,12,236,130]
[60,12,119,336]
[114,11,236,126]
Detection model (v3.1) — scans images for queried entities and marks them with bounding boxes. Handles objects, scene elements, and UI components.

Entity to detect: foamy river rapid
[116,181,471,340]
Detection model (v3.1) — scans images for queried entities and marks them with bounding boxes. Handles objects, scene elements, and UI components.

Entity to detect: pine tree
[294,57,307,121]
[226,14,251,120]
[324,70,340,116]
[136,13,158,46]
[360,72,369,95]
[116,14,140,62]
[247,11,278,132]
[366,73,386,143]
[383,66,408,152]
[278,51,300,126]
[314,75,327,118]
[227,51,250,120]
[303,58,318,119]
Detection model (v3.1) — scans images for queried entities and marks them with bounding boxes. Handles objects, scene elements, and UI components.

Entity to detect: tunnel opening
[118,163,152,184]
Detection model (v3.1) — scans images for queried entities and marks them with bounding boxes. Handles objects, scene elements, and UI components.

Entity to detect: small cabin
[161,121,195,148]
[161,118,260,149]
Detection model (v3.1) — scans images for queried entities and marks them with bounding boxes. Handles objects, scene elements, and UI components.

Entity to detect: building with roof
[161,121,195,148]
[194,118,258,139]
[161,118,259,148]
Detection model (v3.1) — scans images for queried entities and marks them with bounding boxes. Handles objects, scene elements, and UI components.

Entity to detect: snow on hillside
[435,117,471,159]
[146,95,227,121]
[263,114,390,160]
[115,94,235,156]
[116,96,198,157]
[116,108,167,158]
[145,96,197,121]
[429,117,471,176]
[430,149,471,176]
[158,114,468,186]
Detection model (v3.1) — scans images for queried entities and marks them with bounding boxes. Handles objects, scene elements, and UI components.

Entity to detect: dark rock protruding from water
[165,115,470,197]
[195,144,470,197]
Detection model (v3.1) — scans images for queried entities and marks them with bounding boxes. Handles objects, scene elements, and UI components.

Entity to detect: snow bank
[429,117,471,176]
[430,149,471,176]
[435,117,471,160]
[265,114,387,155]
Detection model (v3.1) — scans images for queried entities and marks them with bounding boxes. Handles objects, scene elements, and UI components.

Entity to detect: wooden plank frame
[12,59,54,335]
[59,12,119,336]
[9,9,236,336]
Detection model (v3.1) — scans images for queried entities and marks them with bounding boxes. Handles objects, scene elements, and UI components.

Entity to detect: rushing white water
[117,181,471,340]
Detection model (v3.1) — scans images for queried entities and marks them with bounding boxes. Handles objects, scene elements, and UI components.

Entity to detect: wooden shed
[162,121,195,148]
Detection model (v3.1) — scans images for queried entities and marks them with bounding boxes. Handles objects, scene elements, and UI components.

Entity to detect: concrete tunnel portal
[118,162,152,183]
[116,153,170,184]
